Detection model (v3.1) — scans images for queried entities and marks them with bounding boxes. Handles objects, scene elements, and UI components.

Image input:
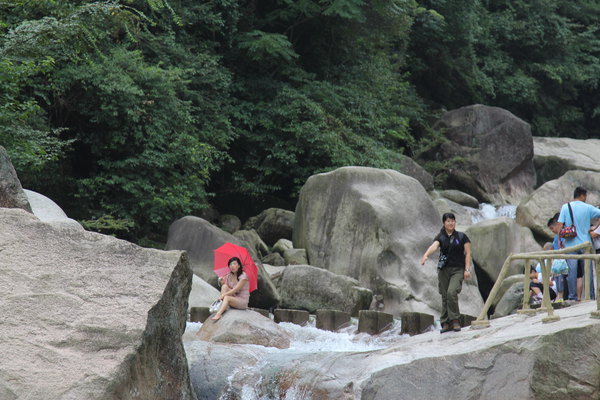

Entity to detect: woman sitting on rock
[420,213,472,333]
[211,257,250,321]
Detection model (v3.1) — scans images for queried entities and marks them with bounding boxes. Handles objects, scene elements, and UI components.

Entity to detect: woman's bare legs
[211,295,248,320]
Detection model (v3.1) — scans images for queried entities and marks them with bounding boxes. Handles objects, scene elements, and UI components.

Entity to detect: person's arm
[463,242,472,279]
[220,276,248,299]
[420,241,440,265]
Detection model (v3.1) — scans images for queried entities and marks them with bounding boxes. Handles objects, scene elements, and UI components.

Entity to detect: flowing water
[185,317,415,400]
[471,203,516,224]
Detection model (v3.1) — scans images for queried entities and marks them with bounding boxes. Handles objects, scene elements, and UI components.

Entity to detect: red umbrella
[213,242,258,292]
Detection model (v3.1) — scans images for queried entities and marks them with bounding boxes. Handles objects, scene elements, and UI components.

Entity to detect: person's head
[547,215,560,235]
[441,213,456,233]
[228,257,243,278]
[574,186,587,200]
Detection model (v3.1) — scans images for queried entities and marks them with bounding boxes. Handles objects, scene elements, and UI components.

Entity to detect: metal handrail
[471,242,600,329]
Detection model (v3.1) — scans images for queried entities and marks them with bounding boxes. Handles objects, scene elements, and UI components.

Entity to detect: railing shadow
[471,242,600,329]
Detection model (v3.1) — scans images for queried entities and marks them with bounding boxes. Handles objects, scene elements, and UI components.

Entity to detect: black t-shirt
[433,230,471,269]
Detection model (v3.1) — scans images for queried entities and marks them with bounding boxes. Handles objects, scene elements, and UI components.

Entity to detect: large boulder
[433,104,536,204]
[0,146,32,212]
[393,154,434,191]
[293,166,483,318]
[438,189,480,209]
[244,208,295,246]
[188,274,221,311]
[533,136,600,185]
[196,309,291,349]
[24,189,83,230]
[466,217,540,297]
[516,170,600,240]
[166,216,280,310]
[0,208,195,399]
[278,265,373,316]
[233,229,270,258]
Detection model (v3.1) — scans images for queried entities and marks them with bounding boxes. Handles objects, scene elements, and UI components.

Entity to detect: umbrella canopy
[213,242,258,292]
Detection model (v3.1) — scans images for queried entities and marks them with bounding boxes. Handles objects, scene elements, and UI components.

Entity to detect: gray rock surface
[196,309,291,348]
[293,166,483,318]
[516,170,600,240]
[0,208,195,400]
[393,154,434,191]
[166,216,280,309]
[492,280,525,319]
[533,136,600,185]
[466,217,541,284]
[261,252,286,266]
[188,274,221,311]
[272,238,293,254]
[434,104,536,204]
[244,208,295,246]
[218,214,241,233]
[24,189,83,230]
[0,146,32,212]
[283,248,308,265]
[438,189,480,209]
[278,265,373,316]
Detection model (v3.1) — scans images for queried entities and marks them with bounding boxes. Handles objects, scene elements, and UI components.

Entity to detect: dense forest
[1,0,600,245]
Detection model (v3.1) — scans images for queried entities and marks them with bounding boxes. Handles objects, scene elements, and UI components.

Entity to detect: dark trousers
[438,266,464,324]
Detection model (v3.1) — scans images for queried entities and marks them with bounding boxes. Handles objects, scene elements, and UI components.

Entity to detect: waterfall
[471,203,517,224]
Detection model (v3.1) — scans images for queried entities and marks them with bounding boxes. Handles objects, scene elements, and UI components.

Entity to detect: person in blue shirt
[556,187,600,300]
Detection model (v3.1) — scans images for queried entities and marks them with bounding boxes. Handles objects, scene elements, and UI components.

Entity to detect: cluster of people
[536,187,600,303]
[420,186,600,334]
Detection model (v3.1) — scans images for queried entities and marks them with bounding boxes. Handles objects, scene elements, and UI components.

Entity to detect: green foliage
[79,214,135,236]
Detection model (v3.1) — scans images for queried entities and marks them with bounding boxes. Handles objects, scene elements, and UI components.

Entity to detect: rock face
[278,265,373,316]
[533,136,600,185]
[434,104,536,204]
[516,170,600,240]
[166,216,280,309]
[293,166,483,318]
[466,217,540,295]
[0,146,32,212]
[0,208,195,400]
[244,208,295,246]
[196,309,291,349]
[24,189,83,230]
[438,189,480,209]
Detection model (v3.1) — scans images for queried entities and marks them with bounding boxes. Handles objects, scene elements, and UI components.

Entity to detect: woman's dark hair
[442,213,456,223]
[228,257,244,278]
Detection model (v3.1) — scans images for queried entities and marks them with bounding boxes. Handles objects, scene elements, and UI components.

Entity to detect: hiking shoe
[440,323,451,334]
[452,320,461,332]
